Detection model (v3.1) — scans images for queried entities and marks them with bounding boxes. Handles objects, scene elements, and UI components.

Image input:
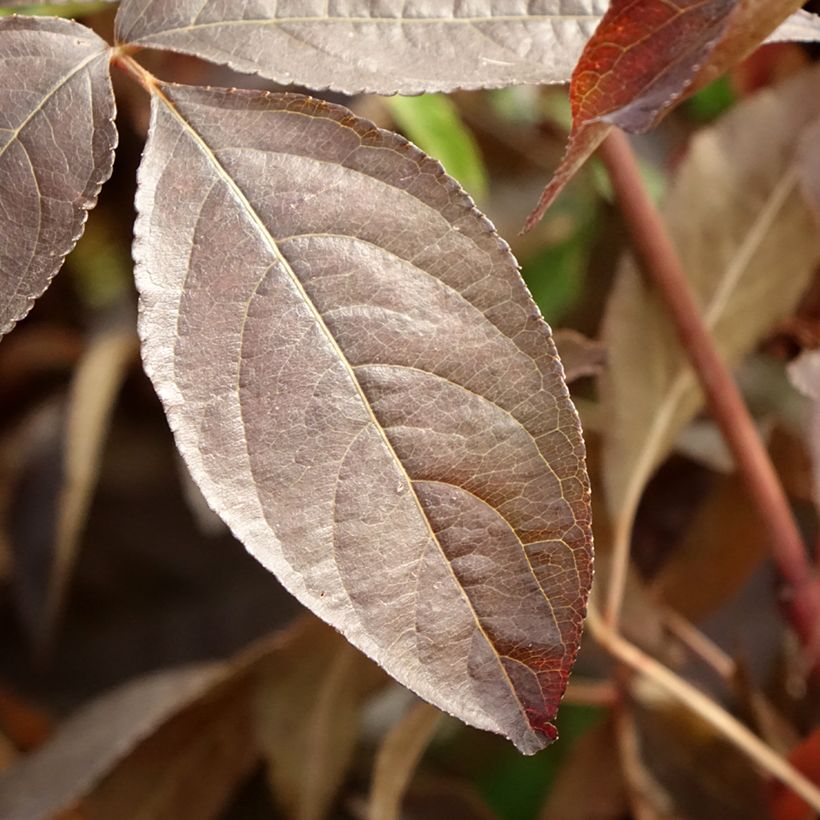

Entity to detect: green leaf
[388,94,488,201]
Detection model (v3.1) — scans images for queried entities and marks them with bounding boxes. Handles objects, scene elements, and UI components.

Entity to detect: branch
[598,129,820,671]
[586,605,820,812]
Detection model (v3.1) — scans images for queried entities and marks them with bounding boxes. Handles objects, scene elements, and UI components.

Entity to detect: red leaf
[524,0,735,231]
[769,730,820,820]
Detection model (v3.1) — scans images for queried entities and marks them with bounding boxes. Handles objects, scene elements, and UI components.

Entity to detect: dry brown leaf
[0,664,227,820]
[367,700,442,820]
[652,477,770,621]
[253,619,387,820]
[44,319,137,649]
[538,717,628,820]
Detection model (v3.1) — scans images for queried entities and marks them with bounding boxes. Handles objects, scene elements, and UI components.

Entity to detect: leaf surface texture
[0,16,115,337]
[115,0,609,94]
[134,83,593,753]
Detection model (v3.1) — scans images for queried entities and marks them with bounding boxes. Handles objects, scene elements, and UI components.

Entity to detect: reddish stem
[599,129,820,675]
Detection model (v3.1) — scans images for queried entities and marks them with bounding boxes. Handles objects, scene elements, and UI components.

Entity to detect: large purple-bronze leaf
[134,83,593,753]
[113,1,819,96]
[114,0,609,94]
[0,16,116,338]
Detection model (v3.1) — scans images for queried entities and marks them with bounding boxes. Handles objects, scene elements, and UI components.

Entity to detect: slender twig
[598,129,820,670]
[663,608,736,681]
[109,51,157,94]
[587,605,820,812]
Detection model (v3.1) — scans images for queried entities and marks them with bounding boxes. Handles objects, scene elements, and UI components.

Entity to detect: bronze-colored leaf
[367,700,442,820]
[524,0,808,228]
[0,664,226,820]
[114,1,608,94]
[253,619,386,820]
[134,82,593,753]
[112,1,820,97]
[0,16,116,338]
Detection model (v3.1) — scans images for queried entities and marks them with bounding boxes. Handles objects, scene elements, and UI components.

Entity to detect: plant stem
[587,605,820,812]
[598,129,820,670]
[109,51,157,94]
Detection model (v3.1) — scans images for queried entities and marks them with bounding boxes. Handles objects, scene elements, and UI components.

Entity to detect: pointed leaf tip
[134,82,593,753]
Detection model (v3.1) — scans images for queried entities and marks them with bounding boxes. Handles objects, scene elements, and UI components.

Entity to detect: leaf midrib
[151,85,545,743]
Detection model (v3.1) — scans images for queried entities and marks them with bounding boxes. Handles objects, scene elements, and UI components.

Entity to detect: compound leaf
[0,16,116,338]
[134,82,593,754]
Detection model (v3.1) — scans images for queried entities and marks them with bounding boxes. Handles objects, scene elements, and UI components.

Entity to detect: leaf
[0,2,114,16]
[0,664,226,820]
[652,477,770,621]
[798,118,820,224]
[43,318,136,650]
[112,0,819,97]
[537,717,628,820]
[134,81,593,754]
[367,700,442,820]
[387,94,488,201]
[0,617,329,820]
[0,16,116,338]
[766,10,820,43]
[524,0,806,229]
[552,329,606,384]
[253,619,386,820]
[113,0,608,94]
[78,674,257,820]
[601,63,820,544]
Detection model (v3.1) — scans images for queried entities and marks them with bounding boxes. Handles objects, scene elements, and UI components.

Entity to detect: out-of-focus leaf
[798,119,820,224]
[0,2,113,16]
[79,674,257,820]
[114,0,609,94]
[787,349,820,517]
[134,83,593,753]
[601,64,820,546]
[652,478,770,621]
[42,318,136,649]
[387,94,487,201]
[1,317,135,652]
[525,0,806,227]
[521,187,598,323]
[768,729,820,820]
[0,686,52,753]
[685,76,736,123]
[0,617,350,820]
[0,664,226,820]
[553,329,606,384]
[253,619,386,820]
[367,700,442,820]
[538,717,627,820]
[0,16,116,338]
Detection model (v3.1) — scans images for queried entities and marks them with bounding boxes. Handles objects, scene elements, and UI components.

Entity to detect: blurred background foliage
[1,2,820,819]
